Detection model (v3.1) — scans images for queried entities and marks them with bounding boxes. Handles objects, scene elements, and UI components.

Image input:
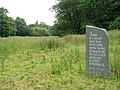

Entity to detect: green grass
[0,31,120,90]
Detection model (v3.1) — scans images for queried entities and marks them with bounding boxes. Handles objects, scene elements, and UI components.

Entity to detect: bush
[31,26,50,36]
[51,30,69,37]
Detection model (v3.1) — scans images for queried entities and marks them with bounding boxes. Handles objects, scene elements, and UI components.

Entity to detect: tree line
[0,7,51,37]
[52,0,120,35]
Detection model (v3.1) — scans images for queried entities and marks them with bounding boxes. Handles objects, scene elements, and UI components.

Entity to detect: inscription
[89,31,106,69]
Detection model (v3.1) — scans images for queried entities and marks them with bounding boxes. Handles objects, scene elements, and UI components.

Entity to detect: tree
[52,0,120,34]
[29,22,51,36]
[15,17,31,36]
[9,17,17,36]
[0,7,16,37]
[52,0,84,34]
[0,7,9,15]
[35,20,39,26]
[31,26,50,36]
[109,16,120,30]
[39,22,50,30]
[83,0,120,29]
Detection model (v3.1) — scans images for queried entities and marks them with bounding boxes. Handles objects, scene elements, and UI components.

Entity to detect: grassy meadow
[0,30,120,90]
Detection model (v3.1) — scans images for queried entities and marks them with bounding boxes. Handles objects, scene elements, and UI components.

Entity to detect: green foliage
[0,7,16,37]
[15,17,31,36]
[40,37,64,50]
[9,17,17,36]
[51,29,69,37]
[28,24,36,28]
[31,26,50,36]
[52,0,84,34]
[35,20,39,26]
[0,14,10,37]
[52,0,120,34]
[109,16,120,30]
[29,21,51,36]
[39,22,51,30]
[51,48,83,75]
[0,7,8,15]
[83,0,109,27]
[83,0,120,30]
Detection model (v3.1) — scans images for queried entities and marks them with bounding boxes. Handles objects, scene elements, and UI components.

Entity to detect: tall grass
[109,30,120,78]
[51,47,85,75]
[0,31,120,89]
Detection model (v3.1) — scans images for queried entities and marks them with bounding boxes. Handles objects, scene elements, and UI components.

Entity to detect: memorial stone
[86,25,110,76]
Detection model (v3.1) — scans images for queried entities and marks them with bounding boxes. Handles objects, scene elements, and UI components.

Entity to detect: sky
[0,0,56,26]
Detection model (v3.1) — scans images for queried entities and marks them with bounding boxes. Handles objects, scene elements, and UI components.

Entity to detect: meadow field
[0,30,120,90]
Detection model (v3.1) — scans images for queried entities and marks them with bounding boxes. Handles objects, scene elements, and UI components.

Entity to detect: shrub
[51,30,69,37]
[31,26,50,36]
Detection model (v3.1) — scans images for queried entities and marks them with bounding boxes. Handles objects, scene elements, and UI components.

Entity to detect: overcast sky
[0,0,56,26]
